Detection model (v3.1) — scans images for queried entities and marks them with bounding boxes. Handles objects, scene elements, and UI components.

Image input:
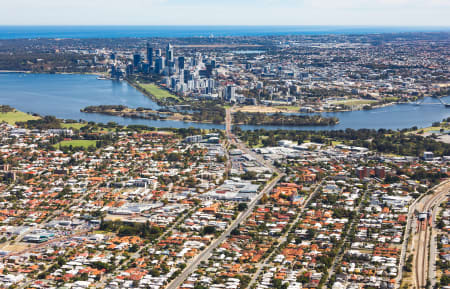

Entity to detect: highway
[166,107,283,289]
[412,180,449,289]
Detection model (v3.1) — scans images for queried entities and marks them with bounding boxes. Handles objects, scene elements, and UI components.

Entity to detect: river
[0,72,449,131]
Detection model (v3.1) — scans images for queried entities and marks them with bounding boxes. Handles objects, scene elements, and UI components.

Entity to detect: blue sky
[1,0,449,26]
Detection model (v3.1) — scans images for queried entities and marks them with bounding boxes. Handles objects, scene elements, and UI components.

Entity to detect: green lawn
[138,83,181,102]
[0,110,39,125]
[329,99,377,106]
[61,123,87,130]
[274,106,300,111]
[56,140,97,149]
[410,125,449,135]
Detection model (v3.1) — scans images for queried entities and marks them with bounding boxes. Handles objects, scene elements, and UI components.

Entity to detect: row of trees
[100,220,162,240]
[233,111,339,126]
[235,127,450,157]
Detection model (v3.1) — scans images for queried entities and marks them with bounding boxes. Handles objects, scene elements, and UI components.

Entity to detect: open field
[0,242,30,252]
[233,105,299,113]
[61,123,86,130]
[56,140,97,149]
[138,83,181,102]
[328,99,377,106]
[0,110,39,125]
[413,125,450,134]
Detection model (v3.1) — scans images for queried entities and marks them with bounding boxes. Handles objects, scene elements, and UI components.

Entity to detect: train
[416,211,432,232]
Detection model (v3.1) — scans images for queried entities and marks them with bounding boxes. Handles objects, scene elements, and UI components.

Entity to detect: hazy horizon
[1,0,449,26]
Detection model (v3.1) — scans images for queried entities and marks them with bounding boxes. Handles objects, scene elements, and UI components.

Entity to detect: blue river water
[0,73,449,131]
[0,26,449,39]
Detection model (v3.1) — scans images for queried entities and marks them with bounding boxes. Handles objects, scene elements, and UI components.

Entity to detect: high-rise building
[133,53,141,69]
[166,43,174,62]
[356,167,369,179]
[155,49,162,57]
[375,167,386,179]
[226,85,236,102]
[178,56,185,70]
[155,57,165,74]
[126,64,134,77]
[184,70,193,84]
[146,43,153,67]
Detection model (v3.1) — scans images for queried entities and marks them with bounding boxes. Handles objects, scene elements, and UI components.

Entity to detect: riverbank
[233,101,398,114]
[0,106,39,125]
[0,70,107,77]
[126,79,171,107]
[1,73,449,131]
[81,105,189,122]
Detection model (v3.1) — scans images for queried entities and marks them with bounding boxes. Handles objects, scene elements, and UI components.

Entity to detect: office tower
[170,77,177,90]
[184,70,192,83]
[146,43,153,67]
[211,59,216,68]
[155,49,162,57]
[178,56,185,70]
[126,64,134,77]
[226,85,236,102]
[133,53,141,68]
[179,69,184,83]
[110,52,116,61]
[142,63,150,74]
[166,43,174,62]
[155,57,165,74]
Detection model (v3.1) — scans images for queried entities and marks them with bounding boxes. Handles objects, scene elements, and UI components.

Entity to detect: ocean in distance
[0,25,449,39]
[0,72,449,131]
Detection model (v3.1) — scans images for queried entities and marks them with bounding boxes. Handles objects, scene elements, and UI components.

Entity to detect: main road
[166,107,283,289]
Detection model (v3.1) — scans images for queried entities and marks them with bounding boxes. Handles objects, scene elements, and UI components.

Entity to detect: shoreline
[0,70,106,76]
[126,79,165,107]
[0,71,408,115]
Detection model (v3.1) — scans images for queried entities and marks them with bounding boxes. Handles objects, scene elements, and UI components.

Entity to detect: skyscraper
[178,56,185,70]
[146,43,153,67]
[133,53,141,69]
[166,43,174,62]
[226,85,236,102]
[155,57,165,74]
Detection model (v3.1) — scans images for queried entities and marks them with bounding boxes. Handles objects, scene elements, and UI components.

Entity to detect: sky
[1,0,449,26]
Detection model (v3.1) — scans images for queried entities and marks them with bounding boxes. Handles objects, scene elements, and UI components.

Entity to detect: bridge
[413,96,450,107]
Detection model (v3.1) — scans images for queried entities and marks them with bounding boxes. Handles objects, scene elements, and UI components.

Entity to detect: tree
[237,203,248,211]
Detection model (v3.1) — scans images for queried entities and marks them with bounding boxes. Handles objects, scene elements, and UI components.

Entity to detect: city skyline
[1,0,450,26]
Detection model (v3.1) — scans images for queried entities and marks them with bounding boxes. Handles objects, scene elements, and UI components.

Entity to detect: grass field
[328,99,377,106]
[61,123,87,130]
[56,140,97,149]
[274,106,300,111]
[138,83,181,102]
[0,110,39,125]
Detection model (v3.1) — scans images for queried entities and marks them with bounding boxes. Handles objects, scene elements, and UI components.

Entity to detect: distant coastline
[0,25,449,39]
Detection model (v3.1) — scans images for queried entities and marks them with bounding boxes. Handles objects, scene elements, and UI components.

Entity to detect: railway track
[413,181,450,289]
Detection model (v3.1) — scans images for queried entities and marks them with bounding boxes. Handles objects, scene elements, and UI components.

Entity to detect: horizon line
[0,24,450,28]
